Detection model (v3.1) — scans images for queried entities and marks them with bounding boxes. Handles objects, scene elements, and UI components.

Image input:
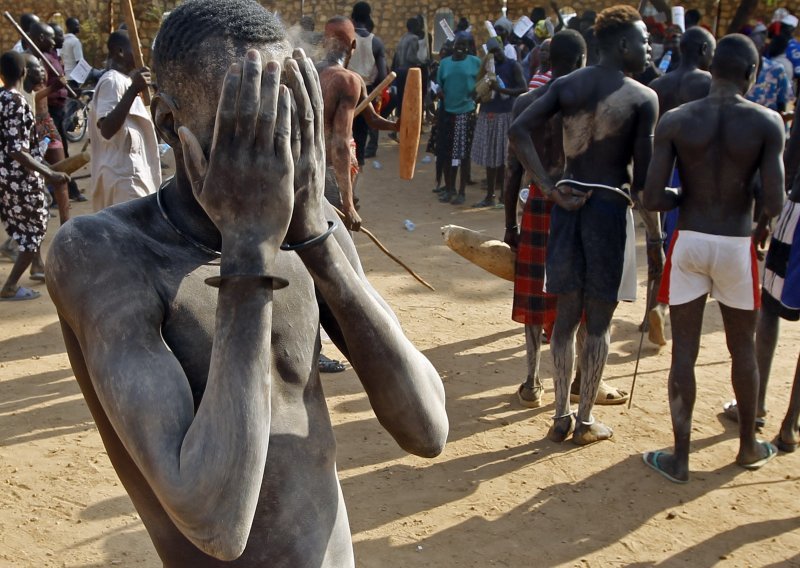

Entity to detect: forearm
[35,86,56,100]
[498,86,526,97]
[173,272,274,557]
[298,238,447,456]
[642,186,680,211]
[99,87,139,139]
[364,104,398,131]
[332,145,355,211]
[10,150,55,179]
[508,124,554,194]
[504,154,524,228]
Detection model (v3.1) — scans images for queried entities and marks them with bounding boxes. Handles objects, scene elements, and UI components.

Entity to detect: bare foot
[548,414,575,442]
[572,420,613,445]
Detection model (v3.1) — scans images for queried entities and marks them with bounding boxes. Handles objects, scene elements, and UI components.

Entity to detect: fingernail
[247,49,259,61]
[230,63,241,75]
[267,60,278,73]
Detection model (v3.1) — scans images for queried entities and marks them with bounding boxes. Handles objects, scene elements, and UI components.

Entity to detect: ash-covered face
[155,39,292,157]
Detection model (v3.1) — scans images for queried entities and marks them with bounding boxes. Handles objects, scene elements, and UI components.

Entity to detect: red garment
[512,183,557,326]
[528,70,552,91]
[42,51,67,108]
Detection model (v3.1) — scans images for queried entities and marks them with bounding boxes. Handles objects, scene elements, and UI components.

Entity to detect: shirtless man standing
[642,35,785,483]
[649,27,715,114]
[45,1,447,565]
[316,16,398,231]
[644,26,716,346]
[509,6,658,444]
[504,30,587,408]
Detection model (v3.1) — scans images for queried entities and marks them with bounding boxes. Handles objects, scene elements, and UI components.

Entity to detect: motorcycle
[63,67,105,143]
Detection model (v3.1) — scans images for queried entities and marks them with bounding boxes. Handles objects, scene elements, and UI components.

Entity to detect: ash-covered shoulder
[45,197,162,295]
[51,198,159,259]
[623,75,660,104]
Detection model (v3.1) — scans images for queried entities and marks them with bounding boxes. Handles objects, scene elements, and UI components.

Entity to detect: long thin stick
[628,279,655,409]
[331,206,435,291]
[121,0,152,105]
[3,11,77,97]
[354,72,396,116]
[628,330,645,410]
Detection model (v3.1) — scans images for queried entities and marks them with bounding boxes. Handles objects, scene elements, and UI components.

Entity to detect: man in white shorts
[642,35,786,483]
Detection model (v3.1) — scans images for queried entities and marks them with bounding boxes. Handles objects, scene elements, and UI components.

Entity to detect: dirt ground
[0,138,799,568]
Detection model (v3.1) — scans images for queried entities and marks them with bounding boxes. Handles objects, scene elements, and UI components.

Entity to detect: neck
[677,58,699,72]
[324,49,347,66]
[4,78,22,91]
[161,157,223,253]
[551,65,572,79]
[110,61,132,74]
[595,52,626,73]
[708,79,745,98]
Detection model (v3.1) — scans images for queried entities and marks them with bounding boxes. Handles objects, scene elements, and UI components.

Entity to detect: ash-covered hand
[283,48,330,244]
[178,51,294,259]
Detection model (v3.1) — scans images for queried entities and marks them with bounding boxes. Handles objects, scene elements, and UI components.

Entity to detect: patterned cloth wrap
[762,199,800,321]
[513,183,557,327]
[436,110,476,163]
[34,112,63,150]
[0,89,48,252]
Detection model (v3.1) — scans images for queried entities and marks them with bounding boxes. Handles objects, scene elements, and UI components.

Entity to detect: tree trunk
[727,0,760,35]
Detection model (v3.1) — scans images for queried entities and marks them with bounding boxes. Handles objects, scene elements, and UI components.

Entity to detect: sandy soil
[0,139,799,567]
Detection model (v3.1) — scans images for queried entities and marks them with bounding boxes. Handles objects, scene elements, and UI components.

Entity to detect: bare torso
[51,194,355,567]
[317,62,361,166]
[558,66,656,192]
[649,67,711,115]
[662,96,784,236]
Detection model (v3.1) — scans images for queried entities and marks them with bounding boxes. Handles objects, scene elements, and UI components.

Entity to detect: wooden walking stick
[120,0,152,105]
[331,206,435,291]
[3,11,77,97]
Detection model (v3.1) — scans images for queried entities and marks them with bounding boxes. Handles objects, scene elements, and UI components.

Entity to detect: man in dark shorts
[503,30,586,408]
[509,6,658,444]
[645,26,716,346]
[0,51,70,300]
[642,34,785,482]
[45,1,447,565]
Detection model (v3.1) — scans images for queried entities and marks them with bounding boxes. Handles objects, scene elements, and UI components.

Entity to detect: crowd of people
[1,0,800,564]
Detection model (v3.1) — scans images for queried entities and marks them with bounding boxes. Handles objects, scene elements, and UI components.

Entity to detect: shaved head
[711,34,758,82]
[324,16,356,50]
[680,26,715,55]
[152,0,290,153]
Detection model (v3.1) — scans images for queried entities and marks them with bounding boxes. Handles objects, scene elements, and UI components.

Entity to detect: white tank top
[349,33,378,85]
